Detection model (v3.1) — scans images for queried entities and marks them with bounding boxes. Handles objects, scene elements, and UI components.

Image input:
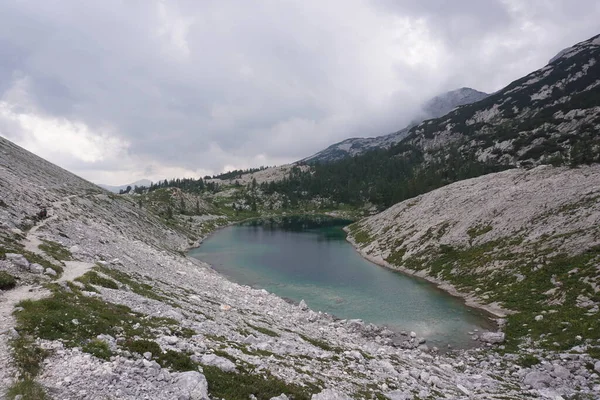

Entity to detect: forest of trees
[261,142,511,210]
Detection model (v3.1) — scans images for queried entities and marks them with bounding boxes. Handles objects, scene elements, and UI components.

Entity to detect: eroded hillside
[347,165,600,355]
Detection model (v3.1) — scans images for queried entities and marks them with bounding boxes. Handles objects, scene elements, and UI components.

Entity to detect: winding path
[0,195,92,399]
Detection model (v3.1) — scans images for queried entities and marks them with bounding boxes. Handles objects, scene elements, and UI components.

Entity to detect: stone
[200,354,236,373]
[270,395,289,400]
[219,304,232,311]
[535,315,544,321]
[523,371,552,389]
[143,352,152,360]
[44,267,57,276]
[410,331,417,338]
[299,299,308,310]
[163,336,179,345]
[177,371,209,400]
[70,245,80,253]
[480,331,505,344]
[594,361,600,374]
[6,253,29,269]
[311,389,352,400]
[552,365,570,379]
[29,263,45,274]
[385,390,411,400]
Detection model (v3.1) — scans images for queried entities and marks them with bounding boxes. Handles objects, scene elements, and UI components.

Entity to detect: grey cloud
[0,0,598,182]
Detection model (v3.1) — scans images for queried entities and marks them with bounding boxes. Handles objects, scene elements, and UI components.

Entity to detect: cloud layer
[0,0,598,184]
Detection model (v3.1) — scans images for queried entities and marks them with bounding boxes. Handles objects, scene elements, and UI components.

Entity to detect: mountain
[302,87,489,163]
[98,179,153,193]
[421,87,489,119]
[267,34,600,210]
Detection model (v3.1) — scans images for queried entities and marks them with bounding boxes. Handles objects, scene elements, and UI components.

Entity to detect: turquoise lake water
[189,216,493,348]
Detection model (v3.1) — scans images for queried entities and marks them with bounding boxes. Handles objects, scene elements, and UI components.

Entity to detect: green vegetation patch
[38,239,72,261]
[7,335,50,400]
[517,354,540,368]
[385,247,406,265]
[393,236,600,351]
[21,249,64,277]
[0,271,17,290]
[351,229,373,246]
[299,334,341,353]
[76,270,119,289]
[14,287,163,347]
[467,224,493,239]
[94,265,175,305]
[246,323,280,338]
[202,366,313,400]
[82,339,113,360]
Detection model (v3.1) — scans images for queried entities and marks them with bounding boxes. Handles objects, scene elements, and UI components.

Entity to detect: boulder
[29,263,44,274]
[480,331,505,344]
[200,354,237,373]
[523,371,552,389]
[44,268,57,276]
[311,389,352,400]
[299,299,308,310]
[6,253,29,269]
[177,371,209,400]
[270,395,289,400]
[385,391,411,400]
[552,365,570,379]
[595,361,600,374]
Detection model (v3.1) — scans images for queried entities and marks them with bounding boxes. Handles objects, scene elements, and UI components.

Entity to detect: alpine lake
[189,216,494,349]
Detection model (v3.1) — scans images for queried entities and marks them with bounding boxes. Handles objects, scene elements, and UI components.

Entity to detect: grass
[82,339,113,360]
[0,271,17,290]
[299,334,341,352]
[348,225,372,246]
[467,224,493,239]
[246,323,280,337]
[38,239,72,261]
[202,366,314,400]
[76,270,119,289]
[14,286,167,348]
[121,339,315,399]
[21,249,64,277]
[389,235,600,352]
[517,354,540,368]
[93,265,175,304]
[7,336,49,400]
[123,339,162,356]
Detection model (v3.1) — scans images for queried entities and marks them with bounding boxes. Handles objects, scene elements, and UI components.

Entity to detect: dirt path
[59,261,94,283]
[22,195,76,255]
[0,285,50,399]
[1,195,88,398]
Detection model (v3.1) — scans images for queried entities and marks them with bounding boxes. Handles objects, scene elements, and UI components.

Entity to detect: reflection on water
[189,216,494,348]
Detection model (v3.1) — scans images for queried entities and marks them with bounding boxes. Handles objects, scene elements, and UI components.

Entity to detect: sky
[0,0,598,185]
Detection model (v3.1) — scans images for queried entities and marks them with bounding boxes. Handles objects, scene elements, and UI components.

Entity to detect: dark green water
[189,216,493,348]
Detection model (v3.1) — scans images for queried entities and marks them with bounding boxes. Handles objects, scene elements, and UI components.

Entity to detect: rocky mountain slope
[421,88,489,122]
[3,138,599,398]
[302,88,489,164]
[347,165,600,353]
[403,34,600,168]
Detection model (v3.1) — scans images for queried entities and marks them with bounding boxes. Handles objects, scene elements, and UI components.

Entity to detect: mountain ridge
[302,87,489,163]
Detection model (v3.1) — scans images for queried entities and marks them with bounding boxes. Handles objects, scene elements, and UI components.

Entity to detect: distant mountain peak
[422,87,489,119]
[301,87,489,164]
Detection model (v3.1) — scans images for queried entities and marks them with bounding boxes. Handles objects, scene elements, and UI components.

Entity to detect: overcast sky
[0,0,598,184]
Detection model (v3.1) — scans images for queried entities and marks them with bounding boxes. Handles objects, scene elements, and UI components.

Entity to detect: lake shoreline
[343,226,509,328]
[189,216,497,348]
